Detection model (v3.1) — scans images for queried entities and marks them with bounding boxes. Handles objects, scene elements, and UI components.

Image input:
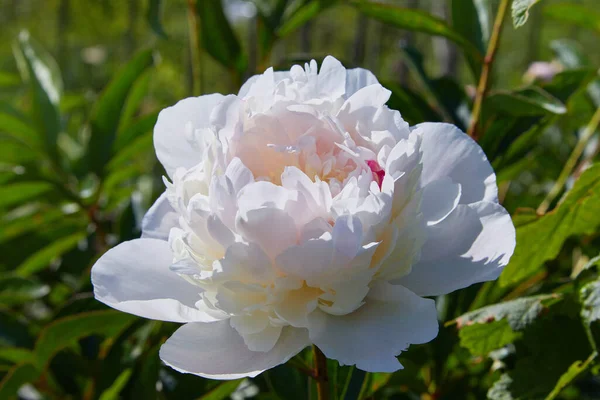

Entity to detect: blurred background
[2,0,600,399]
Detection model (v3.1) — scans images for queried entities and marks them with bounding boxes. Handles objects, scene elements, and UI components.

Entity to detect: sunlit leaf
[451,0,489,54]
[99,368,133,400]
[199,379,244,400]
[459,319,522,356]
[512,0,543,28]
[501,164,600,286]
[484,87,566,117]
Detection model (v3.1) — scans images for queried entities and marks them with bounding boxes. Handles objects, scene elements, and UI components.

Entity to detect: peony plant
[91,56,515,379]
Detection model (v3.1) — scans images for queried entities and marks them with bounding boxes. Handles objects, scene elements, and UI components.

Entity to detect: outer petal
[397,202,515,296]
[141,192,179,241]
[159,321,310,379]
[91,239,219,323]
[414,122,498,204]
[154,94,224,177]
[307,282,438,372]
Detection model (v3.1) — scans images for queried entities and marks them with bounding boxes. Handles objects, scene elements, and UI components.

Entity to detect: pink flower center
[367,160,385,189]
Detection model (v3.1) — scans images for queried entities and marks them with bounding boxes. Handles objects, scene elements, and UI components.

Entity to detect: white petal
[421,178,461,225]
[91,239,219,323]
[415,123,498,204]
[236,207,298,259]
[397,202,515,296]
[317,56,347,99]
[345,67,379,98]
[154,94,224,177]
[307,282,438,372]
[242,324,283,352]
[141,192,179,241]
[159,321,310,379]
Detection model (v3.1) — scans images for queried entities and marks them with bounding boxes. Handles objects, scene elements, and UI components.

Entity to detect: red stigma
[366,160,385,189]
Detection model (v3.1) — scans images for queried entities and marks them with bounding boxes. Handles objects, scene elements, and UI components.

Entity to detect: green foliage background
[1,0,600,399]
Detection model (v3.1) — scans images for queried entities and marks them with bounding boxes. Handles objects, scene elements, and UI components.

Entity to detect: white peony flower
[91,56,515,379]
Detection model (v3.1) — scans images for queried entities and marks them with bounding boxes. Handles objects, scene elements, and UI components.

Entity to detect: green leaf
[545,353,597,400]
[278,0,338,37]
[0,347,34,364]
[0,182,53,209]
[15,231,87,277]
[382,81,442,125]
[199,379,244,400]
[459,319,522,356]
[197,0,247,74]
[512,0,542,28]
[98,368,133,400]
[354,1,482,75]
[341,367,368,400]
[0,363,40,399]
[117,72,152,135]
[0,105,41,150]
[484,87,566,117]
[544,3,600,34]
[550,40,600,106]
[0,72,20,88]
[501,164,600,285]
[451,0,489,54]
[146,0,167,39]
[0,276,50,305]
[13,31,62,160]
[34,310,136,369]
[0,207,82,243]
[113,111,158,152]
[455,295,558,330]
[88,49,155,176]
[489,315,591,399]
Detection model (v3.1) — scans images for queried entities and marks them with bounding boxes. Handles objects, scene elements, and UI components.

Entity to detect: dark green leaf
[0,363,40,399]
[451,0,489,54]
[382,81,442,125]
[147,0,168,39]
[34,310,136,368]
[355,1,482,75]
[88,50,155,176]
[545,353,597,400]
[341,367,367,400]
[501,164,600,286]
[197,0,247,74]
[551,39,600,106]
[113,111,158,152]
[484,87,566,117]
[278,0,338,37]
[13,31,62,160]
[0,182,53,209]
[512,0,542,28]
[199,379,244,400]
[0,348,34,364]
[99,368,133,400]
[15,231,87,276]
[0,276,49,305]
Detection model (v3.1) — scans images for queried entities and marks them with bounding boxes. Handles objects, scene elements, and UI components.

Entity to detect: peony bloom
[91,56,515,379]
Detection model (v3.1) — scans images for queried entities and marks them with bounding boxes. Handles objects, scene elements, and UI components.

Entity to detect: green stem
[467,0,510,140]
[313,345,330,400]
[537,106,600,214]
